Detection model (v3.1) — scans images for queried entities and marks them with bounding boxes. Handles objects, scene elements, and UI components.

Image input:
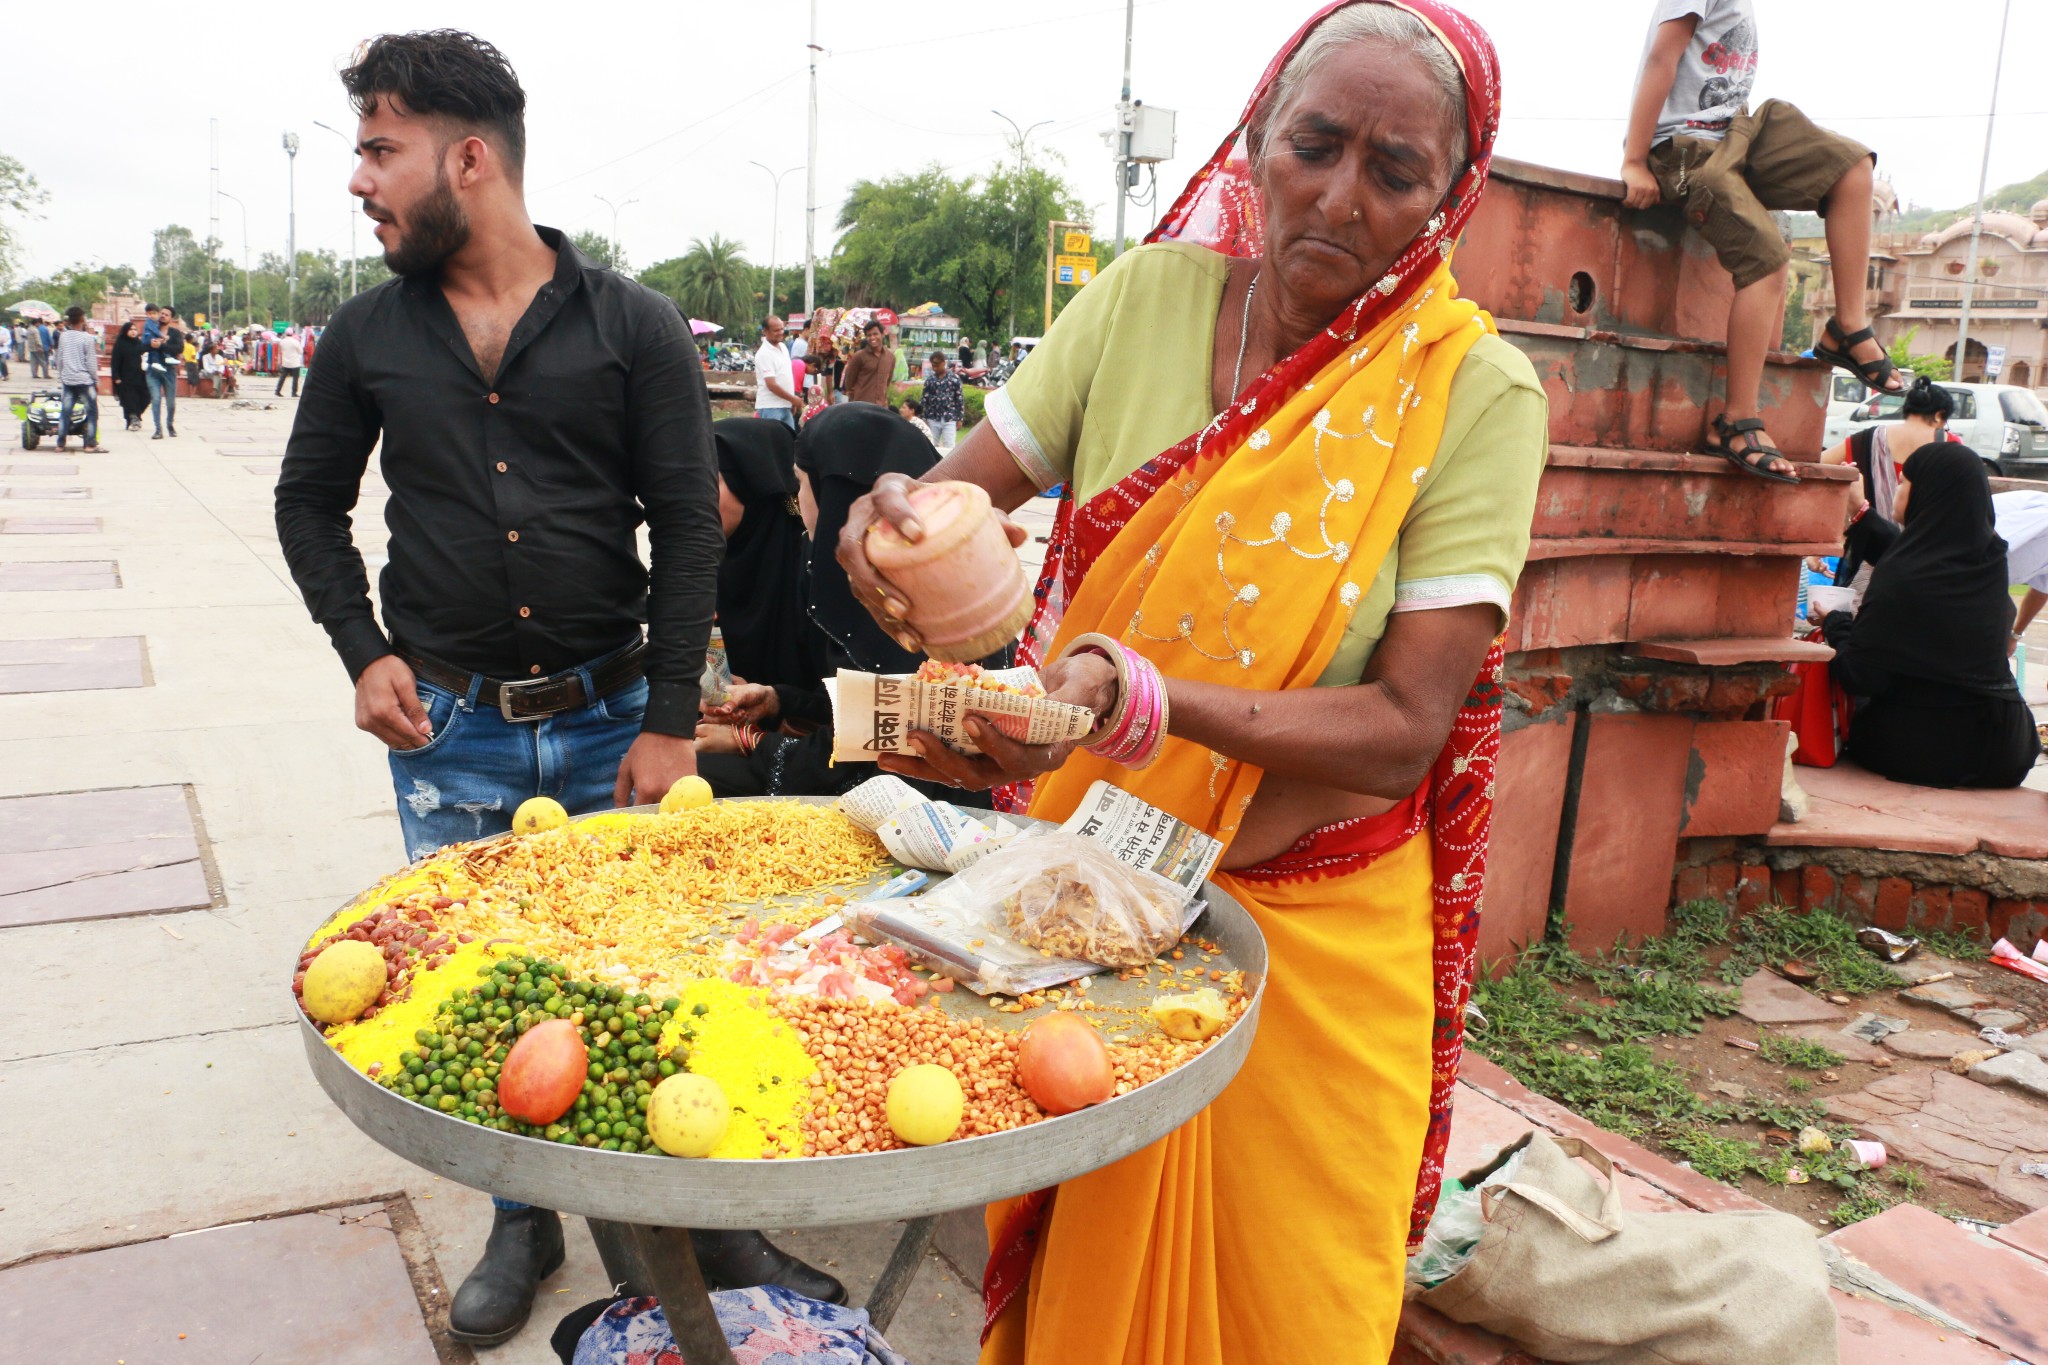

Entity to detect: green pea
[438,1094,460,1112]
[657,1059,676,1077]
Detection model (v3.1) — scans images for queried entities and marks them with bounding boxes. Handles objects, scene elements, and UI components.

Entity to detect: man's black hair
[64,305,85,324]
[863,320,883,334]
[341,30,527,180]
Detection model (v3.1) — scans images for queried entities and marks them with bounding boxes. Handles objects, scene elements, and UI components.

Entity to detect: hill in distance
[1782,167,2048,240]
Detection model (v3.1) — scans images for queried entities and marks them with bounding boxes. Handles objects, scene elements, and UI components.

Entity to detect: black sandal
[1705,414,1799,484]
[1814,319,1905,394]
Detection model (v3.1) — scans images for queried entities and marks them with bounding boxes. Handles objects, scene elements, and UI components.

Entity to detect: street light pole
[1112,0,1135,262]
[804,0,820,316]
[1954,0,2012,382]
[283,131,300,324]
[594,195,639,272]
[748,162,803,316]
[312,120,359,296]
[993,111,1051,343]
[217,190,253,326]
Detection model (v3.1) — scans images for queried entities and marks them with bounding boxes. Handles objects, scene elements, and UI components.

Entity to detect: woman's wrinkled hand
[876,649,1120,791]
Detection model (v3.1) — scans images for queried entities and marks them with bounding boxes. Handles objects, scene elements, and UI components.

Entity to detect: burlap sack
[1416,1132,1838,1364]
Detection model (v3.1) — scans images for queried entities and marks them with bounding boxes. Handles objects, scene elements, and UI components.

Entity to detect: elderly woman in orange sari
[836,3,1545,1360]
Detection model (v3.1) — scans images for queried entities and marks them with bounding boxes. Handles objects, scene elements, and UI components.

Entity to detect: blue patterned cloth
[571,1284,910,1365]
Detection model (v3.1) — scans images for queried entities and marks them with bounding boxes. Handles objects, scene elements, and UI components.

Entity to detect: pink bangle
[1061,634,1169,768]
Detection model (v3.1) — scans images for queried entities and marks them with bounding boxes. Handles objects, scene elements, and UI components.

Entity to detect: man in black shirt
[276,28,841,1348]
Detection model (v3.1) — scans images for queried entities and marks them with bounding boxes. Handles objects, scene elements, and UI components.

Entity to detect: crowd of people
[7,308,323,445]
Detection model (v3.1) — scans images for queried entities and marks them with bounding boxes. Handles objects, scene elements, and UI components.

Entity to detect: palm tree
[672,235,755,330]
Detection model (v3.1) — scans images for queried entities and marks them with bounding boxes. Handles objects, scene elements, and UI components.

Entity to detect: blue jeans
[928,419,957,449]
[57,384,97,445]
[147,367,177,434]
[388,669,647,862]
[757,405,795,431]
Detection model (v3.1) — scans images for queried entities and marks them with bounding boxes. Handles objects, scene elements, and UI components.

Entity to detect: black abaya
[1821,442,2041,788]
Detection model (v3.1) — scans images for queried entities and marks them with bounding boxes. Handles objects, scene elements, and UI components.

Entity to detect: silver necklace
[1230,271,1261,402]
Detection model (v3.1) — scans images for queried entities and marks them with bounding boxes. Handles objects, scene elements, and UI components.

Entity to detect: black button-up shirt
[275,228,722,735]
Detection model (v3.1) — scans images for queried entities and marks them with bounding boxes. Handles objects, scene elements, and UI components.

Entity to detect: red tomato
[498,1018,590,1124]
[1015,1013,1115,1115]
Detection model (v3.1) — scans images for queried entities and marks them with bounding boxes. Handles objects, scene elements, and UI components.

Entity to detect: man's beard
[380,169,471,279]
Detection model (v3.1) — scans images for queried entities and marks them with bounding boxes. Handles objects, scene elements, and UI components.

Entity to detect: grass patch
[1921,927,1991,961]
[1472,901,1907,1229]
[1758,1034,1844,1069]
[1718,904,1905,994]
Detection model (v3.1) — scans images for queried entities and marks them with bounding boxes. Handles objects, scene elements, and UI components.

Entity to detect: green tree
[571,228,625,272]
[1887,326,1952,381]
[831,157,1086,339]
[640,235,757,331]
[0,153,48,288]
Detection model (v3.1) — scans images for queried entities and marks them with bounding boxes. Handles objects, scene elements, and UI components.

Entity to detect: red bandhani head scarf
[1016,0,1502,671]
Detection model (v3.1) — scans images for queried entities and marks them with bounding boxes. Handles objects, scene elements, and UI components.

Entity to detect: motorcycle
[11,388,91,450]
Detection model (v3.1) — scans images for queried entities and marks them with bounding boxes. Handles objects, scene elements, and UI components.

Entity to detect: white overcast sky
[9,0,2046,288]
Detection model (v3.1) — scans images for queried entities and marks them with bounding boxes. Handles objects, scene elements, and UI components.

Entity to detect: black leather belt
[400,642,648,722]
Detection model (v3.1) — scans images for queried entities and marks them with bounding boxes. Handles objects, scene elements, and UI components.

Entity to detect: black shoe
[151,431,163,440]
[448,1206,565,1346]
[168,423,177,437]
[690,1228,847,1305]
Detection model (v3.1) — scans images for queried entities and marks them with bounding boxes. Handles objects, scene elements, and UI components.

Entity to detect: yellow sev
[658,979,817,1160]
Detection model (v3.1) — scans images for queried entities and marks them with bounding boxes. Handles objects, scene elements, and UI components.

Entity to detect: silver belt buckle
[497,676,555,722]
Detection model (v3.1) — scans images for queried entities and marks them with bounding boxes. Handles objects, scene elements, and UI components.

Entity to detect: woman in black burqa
[1821,441,2041,787]
[697,405,994,805]
[709,416,826,692]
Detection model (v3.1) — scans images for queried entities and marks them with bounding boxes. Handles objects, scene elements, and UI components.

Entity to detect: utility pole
[1954,0,2012,383]
[594,194,638,271]
[209,119,221,327]
[994,111,1050,343]
[804,0,820,316]
[283,131,300,324]
[749,162,803,315]
[313,120,359,296]
[218,190,253,326]
[1111,0,1135,262]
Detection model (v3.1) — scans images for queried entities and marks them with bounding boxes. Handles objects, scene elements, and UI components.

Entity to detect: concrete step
[1499,319,1832,461]
[1827,1202,2048,1363]
[1460,158,1738,348]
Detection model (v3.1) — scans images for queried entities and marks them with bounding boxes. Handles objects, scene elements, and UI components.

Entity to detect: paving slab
[0,785,214,926]
[0,636,147,694]
[1825,1069,2048,1208]
[1903,978,1997,1014]
[1784,761,2048,859]
[1829,1287,2017,1365]
[1828,1203,2048,1364]
[1884,1029,1991,1061]
[0,558,118,590]
[1990,1204,2048,1264]
[1968,1008,2030,1033]
[1736,969,1848,1024]
[1788,1022,1885,1063]
[0,484,89,499]
[0,1206,439,1364]
[0,516,98,534]
[1891,955,1981,986]
[1971,1049,2048,1101]
[0,463,77,475]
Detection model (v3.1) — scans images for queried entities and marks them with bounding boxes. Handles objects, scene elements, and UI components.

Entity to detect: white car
[1823,381,2048,475]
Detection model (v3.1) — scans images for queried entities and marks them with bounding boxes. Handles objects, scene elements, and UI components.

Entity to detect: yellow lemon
[648,1073,731,1157]
[512,796,569,835]
[885,1064,964,1146]
[301,940,387,1025]
[660,775,715,814]
[1148,987,1228,1042]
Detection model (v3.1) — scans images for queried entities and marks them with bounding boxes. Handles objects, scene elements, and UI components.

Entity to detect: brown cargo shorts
[1648,99,1874,290]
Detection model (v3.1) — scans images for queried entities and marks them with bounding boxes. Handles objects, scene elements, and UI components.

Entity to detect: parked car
[1823,381,2048,475]
[1824,372,1872,442]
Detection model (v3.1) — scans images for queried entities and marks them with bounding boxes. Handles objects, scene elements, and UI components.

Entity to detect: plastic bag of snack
[949,830,1188,968]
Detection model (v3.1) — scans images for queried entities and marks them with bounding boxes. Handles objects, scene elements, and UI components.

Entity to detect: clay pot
[865,481,1032,662]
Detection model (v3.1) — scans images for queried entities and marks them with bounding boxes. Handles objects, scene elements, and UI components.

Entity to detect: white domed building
[1807,197,2048,389]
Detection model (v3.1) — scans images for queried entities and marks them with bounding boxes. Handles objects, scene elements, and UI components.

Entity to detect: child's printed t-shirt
[1643,0,1757,145]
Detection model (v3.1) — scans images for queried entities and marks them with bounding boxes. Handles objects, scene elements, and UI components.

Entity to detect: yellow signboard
[1062,230,1092,256]
[1055,254,1099,286]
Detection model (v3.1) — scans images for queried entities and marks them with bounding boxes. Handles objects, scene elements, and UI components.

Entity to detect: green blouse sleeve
[982,249,1146,491]
[1391,334,1550,623]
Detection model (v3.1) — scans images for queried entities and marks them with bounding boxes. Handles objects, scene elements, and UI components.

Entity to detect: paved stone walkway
[0,373,980,1363]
